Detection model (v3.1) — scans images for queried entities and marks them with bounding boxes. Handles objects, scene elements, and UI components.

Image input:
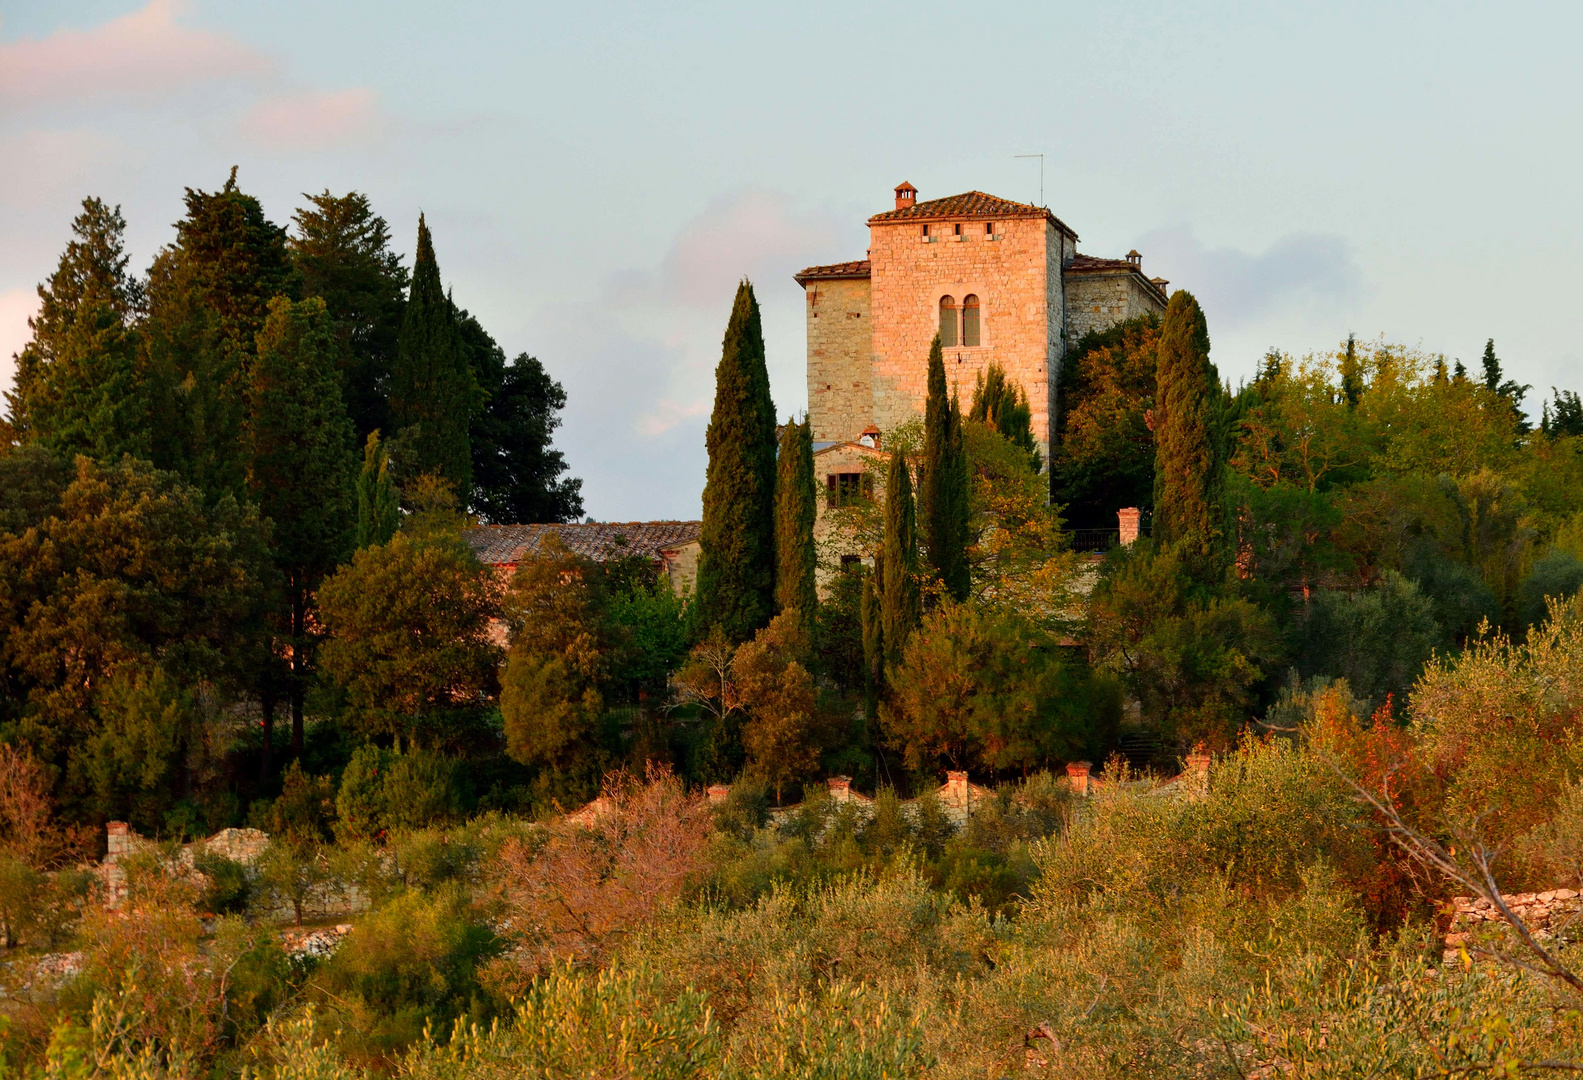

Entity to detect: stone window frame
[932,284,989,351]
[939,295,958,347]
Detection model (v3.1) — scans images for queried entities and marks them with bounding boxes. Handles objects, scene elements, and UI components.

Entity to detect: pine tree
[1479,338,1533,433]
[6,198,159,462]
[145,167,300,500]
[1152,290,1219,555]
[1339,333,1364,408]
[696,280,778,643]
[289,191,408,443]
[881,449,920,666]
[919,337,970,602]
[775,416,817,638]
[356,431,400,548]
[247,296,358,762]
[1481,338,1502,393]
[389,215,478,499]
[455,308,583,523]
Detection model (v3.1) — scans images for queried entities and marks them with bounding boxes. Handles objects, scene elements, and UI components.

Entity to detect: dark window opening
[840,554,862,572]
[921,224,929,237]
[953,222,962,236]
[939,295,958,347]
[985,222,994,235]
[962,294,980,347]
[827,472,871,508]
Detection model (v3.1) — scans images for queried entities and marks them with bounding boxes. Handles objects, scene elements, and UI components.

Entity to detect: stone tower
[797,182,1168,465]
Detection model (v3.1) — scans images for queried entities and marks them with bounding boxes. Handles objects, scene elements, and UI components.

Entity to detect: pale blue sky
[4,0,1580,518]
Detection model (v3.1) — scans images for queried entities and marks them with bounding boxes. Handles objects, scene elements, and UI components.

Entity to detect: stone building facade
[797,182,1169,466]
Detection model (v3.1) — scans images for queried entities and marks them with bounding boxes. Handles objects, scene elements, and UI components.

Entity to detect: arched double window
[939,295,958,347]
[962,295,981,347]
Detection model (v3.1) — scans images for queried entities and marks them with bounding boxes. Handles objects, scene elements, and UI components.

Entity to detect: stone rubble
[1443,888,1581,960]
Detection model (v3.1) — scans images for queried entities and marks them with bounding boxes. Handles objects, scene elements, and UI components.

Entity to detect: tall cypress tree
[696,281,778,643]
[919,336,970,602]
[1339,333,1364,409]
[969,362,1040,469]
[775,416,817,637]
[1152,290,1218,555]
[356,430,400,548]
[860,556,884,721]
[390,215,478,500]
[881,449,920,667]
[247,296,357,763]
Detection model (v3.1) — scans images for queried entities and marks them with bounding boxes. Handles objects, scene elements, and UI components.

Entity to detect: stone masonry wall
[867,216,1063,463]
[1065,272,1166,344]
[805,277,874,443]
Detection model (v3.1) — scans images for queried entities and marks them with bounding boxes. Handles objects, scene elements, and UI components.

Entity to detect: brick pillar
[1064,761,1092,797]
[1184,751,1211,801]
[106,821,132,859]
[1118,507,1141,546]
[706,784,730,805]
[827,776,852,802]
[944,771,969,807]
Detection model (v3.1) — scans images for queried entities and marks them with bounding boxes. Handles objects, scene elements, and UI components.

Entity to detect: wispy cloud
[1133,227,1366,328]
[0,0,269,109]
[528,190,855,518]
[237,87,384,151]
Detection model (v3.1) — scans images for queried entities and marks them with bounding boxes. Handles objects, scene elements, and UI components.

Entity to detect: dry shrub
[0,743,87,868]
[484,765,710,995]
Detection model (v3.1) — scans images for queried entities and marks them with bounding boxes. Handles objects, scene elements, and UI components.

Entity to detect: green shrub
[335,744,461,842]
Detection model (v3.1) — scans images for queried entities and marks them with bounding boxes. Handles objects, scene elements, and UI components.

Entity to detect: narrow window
[953,222,962,236]
[826,474,838,509]
[962,295,980,347]
[985,222,994,235]
[939,295,958,347]
[921,223,929,237]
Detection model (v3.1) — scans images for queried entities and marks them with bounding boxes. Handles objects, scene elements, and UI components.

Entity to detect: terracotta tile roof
[467,521,701,567]
[869,190,1077,238]
[1066,254,1170,305]
[1065,254,1137,273]
[794,259,872,284]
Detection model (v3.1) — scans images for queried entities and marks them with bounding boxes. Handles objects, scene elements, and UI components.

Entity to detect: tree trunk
[291,583,306,760]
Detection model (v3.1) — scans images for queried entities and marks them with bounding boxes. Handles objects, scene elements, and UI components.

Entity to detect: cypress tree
[1339,333,1364,408]
[969,362,1040,469]
[696,280,778,643]
[247,296,358,763]
[357,430,400,548]
[1152,290,1218,555]
[390,215,478,499]
[881,449,920,666]
[860,556,883,720]
[775,416,817,637]
[918,336,970,602]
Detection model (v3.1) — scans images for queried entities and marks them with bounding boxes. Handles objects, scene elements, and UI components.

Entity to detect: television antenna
[1014,153,1045,207]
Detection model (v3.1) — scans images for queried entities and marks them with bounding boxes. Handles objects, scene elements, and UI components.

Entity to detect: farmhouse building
[797,182,1169,468]
[467,521,702,596]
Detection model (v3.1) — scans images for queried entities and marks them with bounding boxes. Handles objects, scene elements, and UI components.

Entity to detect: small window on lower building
[827,473,869,508]
[840,554,862,572]
[985,222,994,235]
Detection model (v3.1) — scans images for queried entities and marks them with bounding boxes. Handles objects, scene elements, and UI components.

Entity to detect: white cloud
[524,190,855,519]
[237,87,384,152]
[0,289,41,414]
[1133,227,1366,329]
[0,0,269,110]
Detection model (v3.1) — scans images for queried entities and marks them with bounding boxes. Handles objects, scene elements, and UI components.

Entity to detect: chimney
[827,775,852,802]
[944,770,969,807]
[894,181,917,210]
[1184,750,1211,801]
[860,424,882,450]
[1064,761,1092,797]
[1126,249,1141,268]
[706,784,730,805]
[1118,507,1141,546]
